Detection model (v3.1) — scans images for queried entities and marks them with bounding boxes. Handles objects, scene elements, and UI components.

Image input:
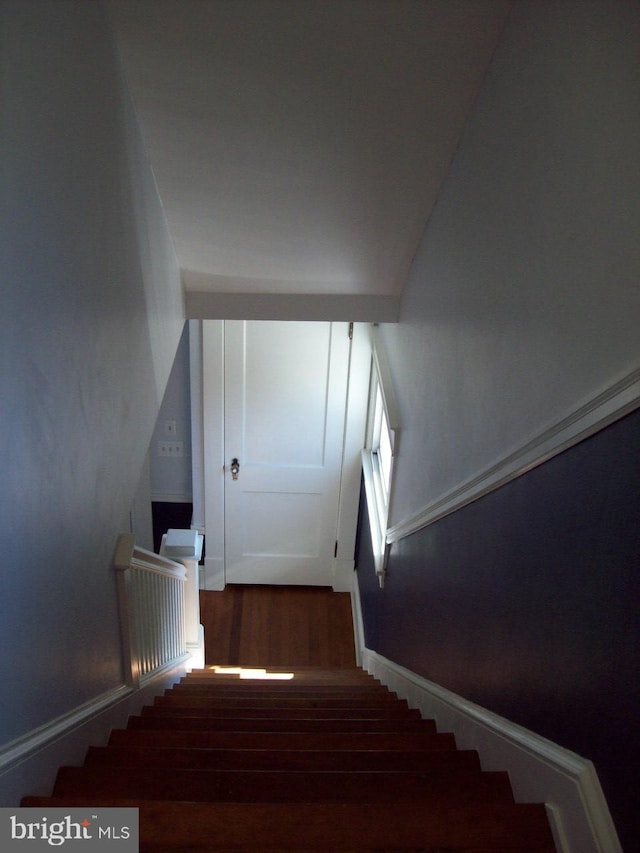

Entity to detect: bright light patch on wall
[208,665,295,680]
[361,327,399,587]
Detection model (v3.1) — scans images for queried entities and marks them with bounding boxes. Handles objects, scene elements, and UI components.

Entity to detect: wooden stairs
[22,666,556,851]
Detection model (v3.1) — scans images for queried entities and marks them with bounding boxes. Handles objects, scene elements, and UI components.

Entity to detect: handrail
[130,545,187,580]
[113,533,188,687]
[113,535,186,578]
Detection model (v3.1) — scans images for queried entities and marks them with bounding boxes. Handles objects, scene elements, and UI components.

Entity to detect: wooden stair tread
[185,681,387,692]
[138,847,554,853]
[127,714,435,732]
[53,764,514,803]
[145,702,420,719]
[176,680,392,691]
[161,692,402,707]
[86,744,481,772]
[20,798,556,850]
[108,727,456,751]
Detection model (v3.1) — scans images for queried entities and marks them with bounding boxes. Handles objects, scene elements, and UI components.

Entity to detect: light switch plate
[158,441,183,457]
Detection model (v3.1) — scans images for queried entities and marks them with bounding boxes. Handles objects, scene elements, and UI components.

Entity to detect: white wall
[150,325,193,502]
[0,0,183,772]
[379,0,640,528]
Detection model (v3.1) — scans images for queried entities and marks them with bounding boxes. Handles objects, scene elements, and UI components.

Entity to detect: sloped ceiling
[107,0,511,320]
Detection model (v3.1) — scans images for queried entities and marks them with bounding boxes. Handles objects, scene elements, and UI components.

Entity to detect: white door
[223,320,351,586]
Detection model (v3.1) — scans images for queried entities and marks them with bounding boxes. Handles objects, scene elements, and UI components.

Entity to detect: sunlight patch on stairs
[207,665,295,680]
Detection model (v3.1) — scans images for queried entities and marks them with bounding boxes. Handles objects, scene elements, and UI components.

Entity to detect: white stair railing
[113,533,189,687]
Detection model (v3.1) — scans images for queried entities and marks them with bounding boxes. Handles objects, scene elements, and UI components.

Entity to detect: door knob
[230,458,240,480]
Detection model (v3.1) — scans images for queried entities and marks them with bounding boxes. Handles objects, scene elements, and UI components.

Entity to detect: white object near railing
[160,529,205,670]
[113,533,189,686]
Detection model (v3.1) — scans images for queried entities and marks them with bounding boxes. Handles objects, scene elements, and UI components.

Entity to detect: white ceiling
[107,0,511,320]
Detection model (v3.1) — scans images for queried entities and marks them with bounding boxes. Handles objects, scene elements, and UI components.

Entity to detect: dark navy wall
[356,408,640,849]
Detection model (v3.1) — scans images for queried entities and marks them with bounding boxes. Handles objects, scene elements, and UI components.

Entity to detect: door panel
[224,321,350,586]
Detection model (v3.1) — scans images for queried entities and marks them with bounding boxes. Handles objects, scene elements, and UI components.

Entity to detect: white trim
[202,321,226,590]
[349,574,621,853]
[185,624,206,671]
[0,663,187,804]
[361,328,400,586]
[201,555,225,591]
[0,684,132,773]
[371,326,400,433]
[189,319,206,532]
[361,449,386,582]
[361,650,621,853]
[386,367,640,544]
[138,653,191,687]
[334,322,371,576]
[350,570,366,669]
[131,544,187,574]
[331,558,355,593]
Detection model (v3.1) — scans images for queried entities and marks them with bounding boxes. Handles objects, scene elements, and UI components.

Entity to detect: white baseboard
[0,662,187,807]
[350,570,366,669]
[332,559,354,592]
[186,624,206,671]
[201,556,225,590]
[350,574,621,853]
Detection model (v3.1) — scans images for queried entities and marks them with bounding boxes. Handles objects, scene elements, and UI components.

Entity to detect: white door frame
[190,320,372,592]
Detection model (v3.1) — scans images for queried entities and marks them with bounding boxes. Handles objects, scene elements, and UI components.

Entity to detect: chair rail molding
[0,663,187,806]
[386,367,640,544]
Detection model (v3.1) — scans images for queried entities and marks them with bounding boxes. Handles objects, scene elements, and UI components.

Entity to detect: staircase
[22,665,556,851]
